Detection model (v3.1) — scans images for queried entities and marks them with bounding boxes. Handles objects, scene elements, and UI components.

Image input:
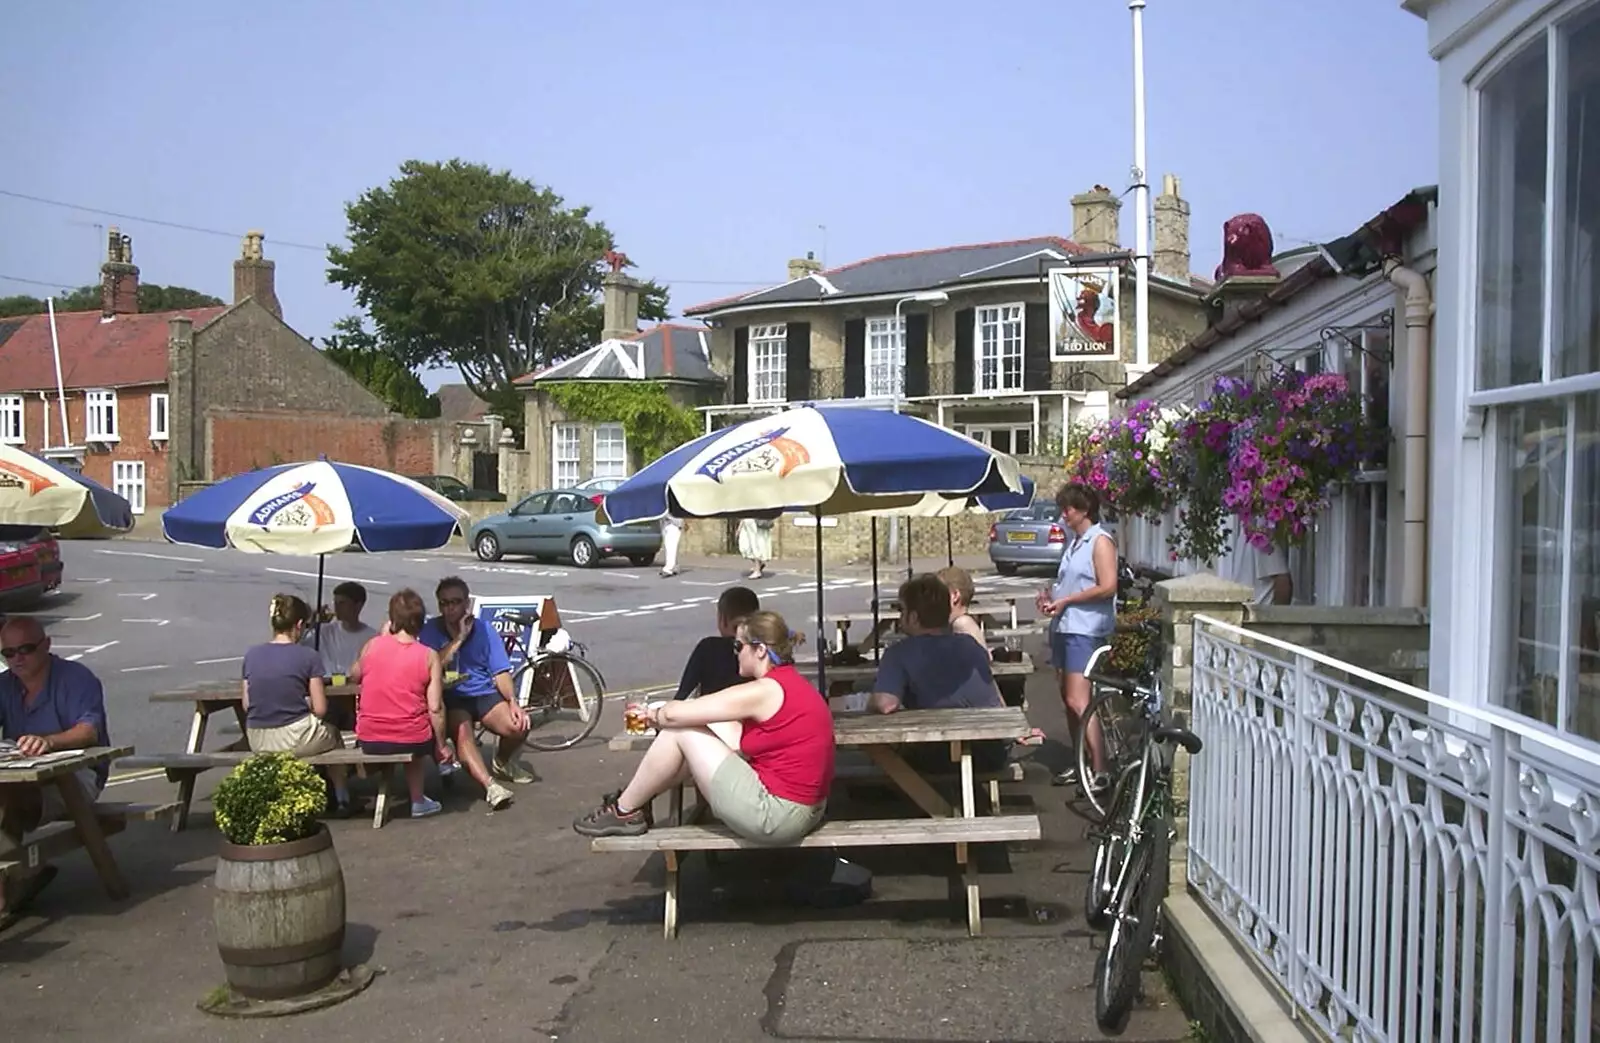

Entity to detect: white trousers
[661,519,683,571]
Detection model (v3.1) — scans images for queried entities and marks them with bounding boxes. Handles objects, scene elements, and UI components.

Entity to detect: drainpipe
[1383,256,1433,608]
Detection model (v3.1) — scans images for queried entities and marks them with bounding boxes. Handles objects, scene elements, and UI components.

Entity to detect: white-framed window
[149,393,169,441]
[1324,316,1393,608]
[112,460,145,515]
[85,389,118,441]
[592,423,627,478]
[1471,7,1600,743]
[975,304,1025,392]
[965,425,1033,455]
[0,396,23,445]
[748,324,787,403]
[865,316,904,398]
[552,423,581,487]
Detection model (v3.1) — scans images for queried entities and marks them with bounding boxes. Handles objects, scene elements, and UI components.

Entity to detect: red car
[0,526,60,607]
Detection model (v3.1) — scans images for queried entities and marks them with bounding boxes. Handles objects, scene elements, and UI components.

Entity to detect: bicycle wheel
[522,652,606,752]
[1075,688,1140,819]
[1083,762,1140,930]
[1094,815,1171,1035]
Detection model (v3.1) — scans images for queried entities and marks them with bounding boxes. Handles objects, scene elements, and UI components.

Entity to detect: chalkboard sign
[470,595,560,685]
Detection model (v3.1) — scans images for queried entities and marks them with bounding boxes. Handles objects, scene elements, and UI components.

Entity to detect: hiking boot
[491,757,538,785]
[573,797,649,837]
[603,789,652,827]
[484,781,515,811]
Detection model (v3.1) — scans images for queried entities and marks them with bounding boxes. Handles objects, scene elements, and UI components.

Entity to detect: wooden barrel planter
[213,825,346,1000]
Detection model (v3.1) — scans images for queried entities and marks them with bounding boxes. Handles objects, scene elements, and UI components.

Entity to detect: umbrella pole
[946,517,954,567]
[905,518,914,580]
[313,554,325,652]
[813,508,826,695]
[870,517,881,664]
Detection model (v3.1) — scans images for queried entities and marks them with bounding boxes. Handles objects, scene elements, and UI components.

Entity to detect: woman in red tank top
[574,610,834,845]
[349,588,451,818]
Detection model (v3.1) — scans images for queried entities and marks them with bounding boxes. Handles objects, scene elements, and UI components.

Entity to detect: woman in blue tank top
[1034,482,1119,791]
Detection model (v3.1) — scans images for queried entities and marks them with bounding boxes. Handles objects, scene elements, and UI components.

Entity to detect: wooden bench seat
[591,813,1042,938]
[118,750,416,831]
[0,802,179,882]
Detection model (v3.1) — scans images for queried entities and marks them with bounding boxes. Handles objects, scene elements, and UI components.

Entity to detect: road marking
[60,613,103,622]
[264,567,390,585]
[679,597,711,603]
[637,602,673,610]
[120,664,168,673]
[106,767,167,786]
[662,604,696,612]
[65,640,117,661]
[117,593,158,601]
[196,655,244,665]
[679,580,729,587]
[610,572,642,580]
[95,549,203,562]
[76,578,113,585]
[122,618,170,626]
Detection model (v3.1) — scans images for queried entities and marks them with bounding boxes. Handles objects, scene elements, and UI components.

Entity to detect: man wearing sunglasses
[0,615,112,928]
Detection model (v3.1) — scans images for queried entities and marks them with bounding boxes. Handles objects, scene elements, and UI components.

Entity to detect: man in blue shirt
[419,577,530,811]
[0,616,112,926]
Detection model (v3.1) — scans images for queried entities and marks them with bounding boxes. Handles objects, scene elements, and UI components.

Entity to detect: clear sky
[0,1,1437,390]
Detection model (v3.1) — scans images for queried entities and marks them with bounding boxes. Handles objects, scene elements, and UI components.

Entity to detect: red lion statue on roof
[1213,214,1279,281]
[603,249,632,273]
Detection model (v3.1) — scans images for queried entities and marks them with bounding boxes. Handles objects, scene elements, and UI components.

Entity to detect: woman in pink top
[574,610,834,845]
[350,588,450,818]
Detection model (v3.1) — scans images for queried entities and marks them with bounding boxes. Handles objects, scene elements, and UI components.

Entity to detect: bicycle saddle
[502,611,542,628]
[1152,726,1203,754]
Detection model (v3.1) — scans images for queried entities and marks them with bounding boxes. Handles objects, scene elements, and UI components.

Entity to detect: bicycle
[1074,619,1203,1035]
[470,611,608,752]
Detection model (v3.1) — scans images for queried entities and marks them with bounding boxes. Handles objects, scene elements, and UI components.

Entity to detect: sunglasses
[732,639,761,653]
[1,642,40,660]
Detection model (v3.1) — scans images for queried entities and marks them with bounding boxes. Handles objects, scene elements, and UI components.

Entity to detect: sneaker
[603,789,653,827]
[1051,767,1080,787]
[484,781,515,811]
[491,757,538,785]
[438,758,459,777]
[1087,772,1112,796]
[410,796,443,818]
[573,797,649,837]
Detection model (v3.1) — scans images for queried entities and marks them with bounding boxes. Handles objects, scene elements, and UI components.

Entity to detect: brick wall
[205,408,450,480]
[8,384,172,511]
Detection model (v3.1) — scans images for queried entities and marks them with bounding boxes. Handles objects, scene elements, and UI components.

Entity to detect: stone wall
[1243,604,1431,691]
[204,408,452,480]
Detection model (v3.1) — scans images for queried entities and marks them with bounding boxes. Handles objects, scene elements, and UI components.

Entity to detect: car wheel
[628,552,657,567]
[571,535,598,568]
[474,532,502,562]
[995,562,1019,576]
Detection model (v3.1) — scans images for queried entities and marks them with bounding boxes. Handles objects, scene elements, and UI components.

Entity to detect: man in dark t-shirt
[869,574,1008,773]
[674,586,760,700]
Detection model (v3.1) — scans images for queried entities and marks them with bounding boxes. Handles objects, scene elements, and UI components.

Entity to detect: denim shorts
[444,693,503,722]
[1050,630,1107,674]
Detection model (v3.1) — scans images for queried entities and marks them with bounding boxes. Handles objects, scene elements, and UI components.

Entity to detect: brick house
[512,273,723,489]
[0,227,442,512]
[681,177,1213,456]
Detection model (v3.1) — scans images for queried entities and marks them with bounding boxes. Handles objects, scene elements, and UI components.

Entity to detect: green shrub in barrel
[211,753,347,1001]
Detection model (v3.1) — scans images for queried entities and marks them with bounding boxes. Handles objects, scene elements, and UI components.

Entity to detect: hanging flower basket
[1164,375,1255,565]
[1095,400,1179,521]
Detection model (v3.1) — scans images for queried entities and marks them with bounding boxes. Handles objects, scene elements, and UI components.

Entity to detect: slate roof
[682,237,1091,316]
[436,383,491,422]
[0,305,231,392]
[518,323,722,385]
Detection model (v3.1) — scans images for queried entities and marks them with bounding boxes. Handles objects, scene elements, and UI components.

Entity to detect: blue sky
[0,1,1436,390]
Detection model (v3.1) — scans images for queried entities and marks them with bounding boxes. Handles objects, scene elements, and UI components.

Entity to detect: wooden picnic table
[817,599,1024,650]
[787,651,1034,687]
[0,746,134,900]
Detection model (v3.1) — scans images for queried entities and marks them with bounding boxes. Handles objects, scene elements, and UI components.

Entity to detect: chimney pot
[1070,185,1122,254]
[233,230,282,319]
[1153,173,1192,281]
[100,226,139,318]
[787,253,823,282]
[601,270,642,341]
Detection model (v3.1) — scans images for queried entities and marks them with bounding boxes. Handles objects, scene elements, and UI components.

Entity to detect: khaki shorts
[704,755,825,846]
[247,715,342,756]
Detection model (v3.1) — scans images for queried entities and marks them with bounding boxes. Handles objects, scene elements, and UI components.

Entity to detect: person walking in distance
[660,512,686,577]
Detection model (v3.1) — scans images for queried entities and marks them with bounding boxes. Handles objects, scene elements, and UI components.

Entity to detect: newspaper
[0,741,82,770]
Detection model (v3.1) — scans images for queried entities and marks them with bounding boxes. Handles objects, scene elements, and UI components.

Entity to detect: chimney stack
[233,230,281,319]
[100,226,139,318]
[787,251,822,282]
[1070,185,1122,254]
[1153,174,1192,280]
[601,271,641,341]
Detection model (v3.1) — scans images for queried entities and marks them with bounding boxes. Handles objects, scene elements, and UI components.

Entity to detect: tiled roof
[436,383,490,422]
[683,237,1090,316]
[518,323,722,385]
[0,305,230,393]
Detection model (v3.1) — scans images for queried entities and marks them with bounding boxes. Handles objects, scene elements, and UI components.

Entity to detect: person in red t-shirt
[574,611,833,844]
[350,589,451,818]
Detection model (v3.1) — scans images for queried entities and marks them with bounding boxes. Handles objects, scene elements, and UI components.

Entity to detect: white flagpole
[46,297,71,444]
[1130,0,1151,370]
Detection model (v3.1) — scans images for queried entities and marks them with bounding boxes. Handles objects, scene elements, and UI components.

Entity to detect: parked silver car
[987,503,1120,575]
[469,488,661,568]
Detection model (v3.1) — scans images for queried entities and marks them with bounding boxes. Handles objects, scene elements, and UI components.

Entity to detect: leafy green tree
[326,159,669,426]
[320,316,442,419]
[0,284,224,317]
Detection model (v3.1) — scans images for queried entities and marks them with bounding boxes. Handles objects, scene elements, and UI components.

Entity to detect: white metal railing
[1187,614,1600,1043]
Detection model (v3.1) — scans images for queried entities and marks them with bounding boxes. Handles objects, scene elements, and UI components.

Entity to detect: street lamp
[892,291,950,406]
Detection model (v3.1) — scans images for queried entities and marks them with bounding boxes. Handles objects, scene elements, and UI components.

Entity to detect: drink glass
[624,701,649,734]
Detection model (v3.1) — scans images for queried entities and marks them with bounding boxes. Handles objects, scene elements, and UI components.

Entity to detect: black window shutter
[732,326,749,404]
[904,313,929,397]
[785,322,811,401]
[953,308,975,395]
[1024,303,1050,390]
[843,319,866,398]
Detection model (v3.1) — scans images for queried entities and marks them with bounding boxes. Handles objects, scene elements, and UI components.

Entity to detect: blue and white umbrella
[0,444,133,538]
[600,406,1025,525]
[162,460,469,555]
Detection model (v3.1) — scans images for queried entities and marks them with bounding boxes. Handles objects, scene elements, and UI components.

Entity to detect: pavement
[0,537,1193,1042]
